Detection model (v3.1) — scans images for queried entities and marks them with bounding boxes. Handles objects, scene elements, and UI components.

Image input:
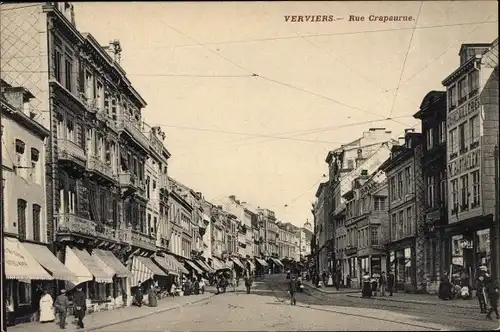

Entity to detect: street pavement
[87,274,499,331]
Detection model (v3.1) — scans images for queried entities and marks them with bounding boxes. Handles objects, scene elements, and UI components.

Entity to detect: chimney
[361,170,368,176]
[103,40,122,63]
[2,85,34,116]
[404,128,415,134]
[229,195,236,201]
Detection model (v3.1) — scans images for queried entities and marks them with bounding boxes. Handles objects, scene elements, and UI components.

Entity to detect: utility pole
[1,103,7,332]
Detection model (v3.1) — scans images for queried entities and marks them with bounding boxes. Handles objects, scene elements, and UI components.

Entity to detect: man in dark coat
[475,267,488,313]
[54,289,69,329]
[485,276,499,320]
[135,281,144,307]
[387,271,395,296]
[335,270,341,291]
[289,276,298,305]
[73,286,86,329]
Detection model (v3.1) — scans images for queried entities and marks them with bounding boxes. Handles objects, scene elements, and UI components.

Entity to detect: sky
[72,1,498,227]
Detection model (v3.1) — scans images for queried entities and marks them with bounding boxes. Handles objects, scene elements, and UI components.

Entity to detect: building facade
[441,39,499,284]
[413,91,448,292]
[380,131,426,293]
[328,129,396,285]
[314,182,329,273]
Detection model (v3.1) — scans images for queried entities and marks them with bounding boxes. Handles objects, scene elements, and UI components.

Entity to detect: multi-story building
[341,169,389,288]
[441,39,499,281]
[327,129,396,285]
[277,222,298,266]
[143,125,171,251]
[314,182,329,274]
[294,220,313,261]
[243,205,256,260]
[167,178,193,259]
[1,81,70,322]
[380,130,425,293]
[413,91,448,292]
[1,2,166,310]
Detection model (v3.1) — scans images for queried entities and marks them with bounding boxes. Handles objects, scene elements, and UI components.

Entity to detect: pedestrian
[148,285,158,307]
[135,281,144,307]
[244,269,253,294]
[362,271,372,298]
[371,274,378,297]
[387,270,395,296]
[322,270,327,285]
[289,275,298,305]
[485,276,499,320]
[335,270,341,291]
[379,272,387,297]
[476,266,489,313]
[54,289,69,329]
[73,286,86,329]
[199,277,206,294]
[39,289,55,323]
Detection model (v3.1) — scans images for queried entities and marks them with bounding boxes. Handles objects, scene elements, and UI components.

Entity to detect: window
[18,281,32,305]
[460,174,469,211]
[397,173,403,198]
[30,148,40,184]
[67,118,75,142]
[406,207,413,236]
[469,115,480,146]
[472,171,481,208]
[459,122,467,153]
[374,197,386,210]
[147,213,152,235]
[96,82,103,110]
[33,204,41,242]
[85,71,93,101]
[439,121,446,143]
[54,48,62,83]
[448,85,457,108]
[451,179,459,211]
[64,58,73,92]
[398,211,404,239]
[17,199,27,240]
[426,175,435,208]
[439,173,446,203]
[426,128,433,150]
[469,70,479,94]
[371,228,379,246]
[458,77,467,101]
[449,129,458,156]
[405,167,411,194]
[15,139,26,177]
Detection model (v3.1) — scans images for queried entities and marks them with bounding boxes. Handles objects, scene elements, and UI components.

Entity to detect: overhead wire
[388,2,424,119]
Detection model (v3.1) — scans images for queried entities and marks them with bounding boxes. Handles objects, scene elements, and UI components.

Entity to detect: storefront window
[18,281,32,305]
[6,280,14,312]
[371,256,381,275]
[476,229,491,273]
[404,247,412,283]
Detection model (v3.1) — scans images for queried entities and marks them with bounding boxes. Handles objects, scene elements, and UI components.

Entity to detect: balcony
[118,172,146,197]
[116,116,150,152]
[130,229,157,250]
[87,156,115,182]
[57,213,120,242]
[58,139,86,167]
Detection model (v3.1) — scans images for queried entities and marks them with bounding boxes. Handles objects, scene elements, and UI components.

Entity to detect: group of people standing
[361,270,395,298]
[38,286,87,330]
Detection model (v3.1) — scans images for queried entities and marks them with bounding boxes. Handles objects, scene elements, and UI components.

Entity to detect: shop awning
[4,237,53,280]
[93,249,133,278]
[270,258,284,267]
[231,257,245,270]
[153,256,178,276]
[131,256,168,286]
[168,255,189,275]
[64,247,94,288]
[91,252,116,281]
[211,258,223,270]
[22,242,76,281]
[246,259,255,271]
[68,247,113,283]
[255,258,268,267]
[185,260,203,274]
[195,259,214,273]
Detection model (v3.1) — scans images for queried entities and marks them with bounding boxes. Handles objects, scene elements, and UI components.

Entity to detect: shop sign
[448,149,480,178]
[5,248,28,267]
[425,210,441,223]
[447,96,480,128]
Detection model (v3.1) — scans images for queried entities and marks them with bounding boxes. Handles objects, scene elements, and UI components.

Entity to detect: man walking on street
[387,270,395,296]
[54,289,69,329]
[379,272,387,297]
[135,281,144,307]
[289,275,298,305]
[73,286,86,329]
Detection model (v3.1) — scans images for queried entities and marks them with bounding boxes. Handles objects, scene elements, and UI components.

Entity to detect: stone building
[413,91,448,292]
[380,131,425,293]
[441,39,498,283]
[314,182,329,274]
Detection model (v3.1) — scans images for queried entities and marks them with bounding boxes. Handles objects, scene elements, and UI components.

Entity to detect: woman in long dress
[39,289,55,323]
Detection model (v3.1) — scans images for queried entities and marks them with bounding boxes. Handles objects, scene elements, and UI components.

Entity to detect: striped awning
[231,257,245,270]
[246,259,255,271]
[167,255,189,275]
[4,237,53,280]
[22,242,76,281]
[153,256,178,276]
[185,260,203,274]
[195,259,214,273]
[69,247,113,283]
[270,257,284,267]
[93,249,132,278]
[211,258,223,270]
[131,256,168,286]
[255,258,268,267]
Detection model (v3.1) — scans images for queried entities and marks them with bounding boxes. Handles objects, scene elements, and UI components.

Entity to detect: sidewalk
[346,292,478,309]
[303,281,359,294]
[9,292,214,332]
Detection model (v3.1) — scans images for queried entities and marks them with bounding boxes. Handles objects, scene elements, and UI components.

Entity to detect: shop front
[345,247,358,288]
[387,238,416,293]
[357,254,386,279]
